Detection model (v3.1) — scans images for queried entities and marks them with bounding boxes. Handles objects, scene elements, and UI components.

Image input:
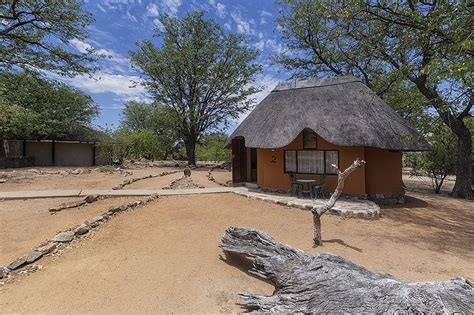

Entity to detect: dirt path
[0,197,137,264]
[0,167,182,192]
[1,192,472,313]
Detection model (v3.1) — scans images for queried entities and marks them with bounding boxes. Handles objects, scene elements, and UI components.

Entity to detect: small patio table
[295,179,316,198]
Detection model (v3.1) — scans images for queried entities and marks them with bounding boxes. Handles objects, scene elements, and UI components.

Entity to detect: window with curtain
[325,150,339,174]
[284,150,339,174]
[284,150,297,172]
[298,151,324,174]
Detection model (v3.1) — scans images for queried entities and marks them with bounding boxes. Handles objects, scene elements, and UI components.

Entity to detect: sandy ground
[0,197,138,264]
[211,169,232,186]
[0,166,182,191]
[1,192,472,313]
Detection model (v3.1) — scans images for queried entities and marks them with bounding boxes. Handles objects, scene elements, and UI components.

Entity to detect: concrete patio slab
[232,187,381,219]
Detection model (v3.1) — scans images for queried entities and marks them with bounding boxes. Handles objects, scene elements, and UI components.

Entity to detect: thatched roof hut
[227,76,429,202]
[227,76,430,151]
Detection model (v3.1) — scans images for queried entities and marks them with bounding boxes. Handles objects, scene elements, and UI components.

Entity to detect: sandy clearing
[0,197,138,264]
[0,167,183,192]
[0,192,472,313]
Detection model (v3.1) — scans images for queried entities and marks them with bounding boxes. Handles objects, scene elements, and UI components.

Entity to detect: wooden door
[232,138,246,183]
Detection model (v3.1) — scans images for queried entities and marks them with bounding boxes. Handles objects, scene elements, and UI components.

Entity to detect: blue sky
[64,0,289,132]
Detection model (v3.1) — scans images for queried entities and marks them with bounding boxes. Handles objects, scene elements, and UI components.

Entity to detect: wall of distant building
[0,140,104,168]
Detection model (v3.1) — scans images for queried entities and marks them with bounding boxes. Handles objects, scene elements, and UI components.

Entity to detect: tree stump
[219,227,474,313]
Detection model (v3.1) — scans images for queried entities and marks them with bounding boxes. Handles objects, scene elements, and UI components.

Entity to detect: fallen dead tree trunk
[219,227,474,313]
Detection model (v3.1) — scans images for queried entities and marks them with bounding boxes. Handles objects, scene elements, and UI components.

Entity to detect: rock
[35,242,57,254]
[0,266,10,278]
[70,169,81,175]
[398,197,405,204]
[49,200,87,212]
[108,206,122,213]
[8,257,27,270]
[84,195,99,203]
[51,231,75,243]
[0,179,6,184]
[375,193,385,199]
[74,223,90,235]
[86,215,104,227]
[112,185,122,190]
[184,167,191,177]
[25,250,43,263]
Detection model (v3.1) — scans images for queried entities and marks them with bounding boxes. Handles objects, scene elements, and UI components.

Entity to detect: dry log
[219,227,474,313]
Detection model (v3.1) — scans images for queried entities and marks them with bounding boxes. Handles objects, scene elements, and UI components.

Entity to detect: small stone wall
[368,191,405,205]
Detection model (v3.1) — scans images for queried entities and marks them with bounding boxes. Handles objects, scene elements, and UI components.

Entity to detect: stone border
[206,169,231,187]
[49,194,104,213]
[112,170,180,190]
[0,194,159,282]
[232,188,381,220]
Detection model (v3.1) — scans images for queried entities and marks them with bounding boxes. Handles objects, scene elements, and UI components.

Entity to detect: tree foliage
[405,123,458,194]
[276,1,473,198]
[0,71,98,140]
[120,100,180,160]
[0,0,97,75]
[131,11,262,165]
[196,133,230,162]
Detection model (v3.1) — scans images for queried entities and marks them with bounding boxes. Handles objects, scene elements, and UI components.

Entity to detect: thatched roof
[227,76,430,151]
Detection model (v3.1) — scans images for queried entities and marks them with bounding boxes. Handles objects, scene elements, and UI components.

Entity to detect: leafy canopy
[120,100,180,160]
[131,11,262,164]
[0,71,99,139]
[0,0,98,75]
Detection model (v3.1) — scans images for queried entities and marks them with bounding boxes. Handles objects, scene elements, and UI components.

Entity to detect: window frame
[303,129,318,149]
[283,149,339,175]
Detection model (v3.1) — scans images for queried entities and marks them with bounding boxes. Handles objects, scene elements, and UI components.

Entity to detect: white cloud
[153,18,165,32]
[66,72,146,100]
[209,0,226,18]
[96,4,108,14]
[254,40,265,51]
[265,39,284,55]
[146,3,159,17]
[258,10,272,25]
[230,12,255,35]
[69,38,94,53]
[69,38,131,73]
[163,0,182,17]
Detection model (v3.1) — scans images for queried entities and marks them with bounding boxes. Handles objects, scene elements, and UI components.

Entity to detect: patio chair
[288,172,299,196]
[312,174,326,199]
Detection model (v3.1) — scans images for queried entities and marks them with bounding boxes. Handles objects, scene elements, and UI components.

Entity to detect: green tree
[405,123,458,194]
[0,0,97,75]
[276,1,473,199]
[196,133,230,162]
[131,11,262,165]
[120,100,180,160]
[0,71,98,139]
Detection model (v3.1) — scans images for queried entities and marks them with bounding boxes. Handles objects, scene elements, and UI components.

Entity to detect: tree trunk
[184,139,196,166]
[312,213,322,246]
[452,126,473,199]
[219,227,474,313]
[411,79,472,199]
[312,159,366,246]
